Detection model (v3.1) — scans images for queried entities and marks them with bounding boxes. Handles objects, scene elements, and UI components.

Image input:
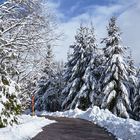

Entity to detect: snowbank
[0,115,55,140]
[36,106,140,140]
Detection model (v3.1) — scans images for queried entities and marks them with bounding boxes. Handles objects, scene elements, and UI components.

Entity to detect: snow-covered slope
[36,106,140,140]
[0,115,55,140]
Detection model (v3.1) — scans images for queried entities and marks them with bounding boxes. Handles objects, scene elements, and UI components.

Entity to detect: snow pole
[32,94,35,116]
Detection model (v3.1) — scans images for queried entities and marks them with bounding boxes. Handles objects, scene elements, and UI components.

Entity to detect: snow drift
[0,115,55,140]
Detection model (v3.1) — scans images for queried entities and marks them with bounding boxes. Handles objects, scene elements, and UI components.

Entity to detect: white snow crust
[0,115,55,140]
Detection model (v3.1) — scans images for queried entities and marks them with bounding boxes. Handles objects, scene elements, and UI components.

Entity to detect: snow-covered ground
[0,115,55,140]
[36,106,140,140]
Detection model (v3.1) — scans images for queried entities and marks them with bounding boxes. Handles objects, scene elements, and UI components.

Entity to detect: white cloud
[118,1,140,64]
[45,0,65,20]
[47,0,140,64]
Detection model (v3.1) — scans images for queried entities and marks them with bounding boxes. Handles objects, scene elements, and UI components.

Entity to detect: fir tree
[62,25,99,110]
[41,45,56,79]
[0,22,21,127]
[43,63,64,112]
[34,45,56,111]
[133,67,140,120]
[34,45,63,112]
[127,50,138,111]
[99,17,131,118]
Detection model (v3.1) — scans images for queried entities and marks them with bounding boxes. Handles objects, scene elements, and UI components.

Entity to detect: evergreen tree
[20,75,38,110]
[34,45,56,111]
[133,67,140,120]
[41,45,56,79]
[99,17,131,118]
[62,25,99,110]
[43,62,64,112]
[0,22,21,127]
[34,45,64,112]
[127,50,138,111]
[90,51,105,107]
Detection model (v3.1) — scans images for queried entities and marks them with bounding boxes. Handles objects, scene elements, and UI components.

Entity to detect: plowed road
[32,116,115,140]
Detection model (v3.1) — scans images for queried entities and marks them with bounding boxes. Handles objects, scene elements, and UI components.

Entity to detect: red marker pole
[32,95,35,116]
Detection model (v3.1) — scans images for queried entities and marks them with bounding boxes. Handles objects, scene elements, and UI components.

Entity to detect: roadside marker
[32,95,35,116]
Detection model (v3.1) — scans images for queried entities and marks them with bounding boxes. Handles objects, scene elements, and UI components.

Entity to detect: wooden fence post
[32,95,35,116]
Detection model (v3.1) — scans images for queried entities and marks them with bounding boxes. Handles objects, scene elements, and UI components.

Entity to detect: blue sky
[48,0,125,23]
[47,0,140,64]
[0,0,5,4]
[48,0,118,21]
[0,0,139,64]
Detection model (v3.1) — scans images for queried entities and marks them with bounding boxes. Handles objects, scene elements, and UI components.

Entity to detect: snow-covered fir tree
[41,45,56,79]
[0,22,21,127]
[62,25,100,110]
[34,45,55,111]
[133,67,140,120]
[34,45,63,112]
[20,75,38,110]
[90,51,105,107]
[43,63,64,112]
[127,50,138,112]
[99,17,131,118]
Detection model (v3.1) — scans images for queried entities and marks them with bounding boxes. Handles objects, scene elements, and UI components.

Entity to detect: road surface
[32,116,115,140]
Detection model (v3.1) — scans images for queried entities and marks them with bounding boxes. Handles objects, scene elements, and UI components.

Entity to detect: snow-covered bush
[0,78,21,127]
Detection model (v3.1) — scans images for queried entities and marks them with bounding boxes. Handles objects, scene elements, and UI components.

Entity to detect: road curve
[32,116,115,140]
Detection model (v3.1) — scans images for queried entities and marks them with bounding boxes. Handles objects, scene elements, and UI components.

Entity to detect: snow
[36,106,140,140]
[0,103,4,112]
[8,81,18,96]
[106,90,116,105]
[0,115,55,140]
[1,94,7,103]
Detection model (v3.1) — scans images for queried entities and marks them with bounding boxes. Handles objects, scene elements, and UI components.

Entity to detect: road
[32,116,115,140]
